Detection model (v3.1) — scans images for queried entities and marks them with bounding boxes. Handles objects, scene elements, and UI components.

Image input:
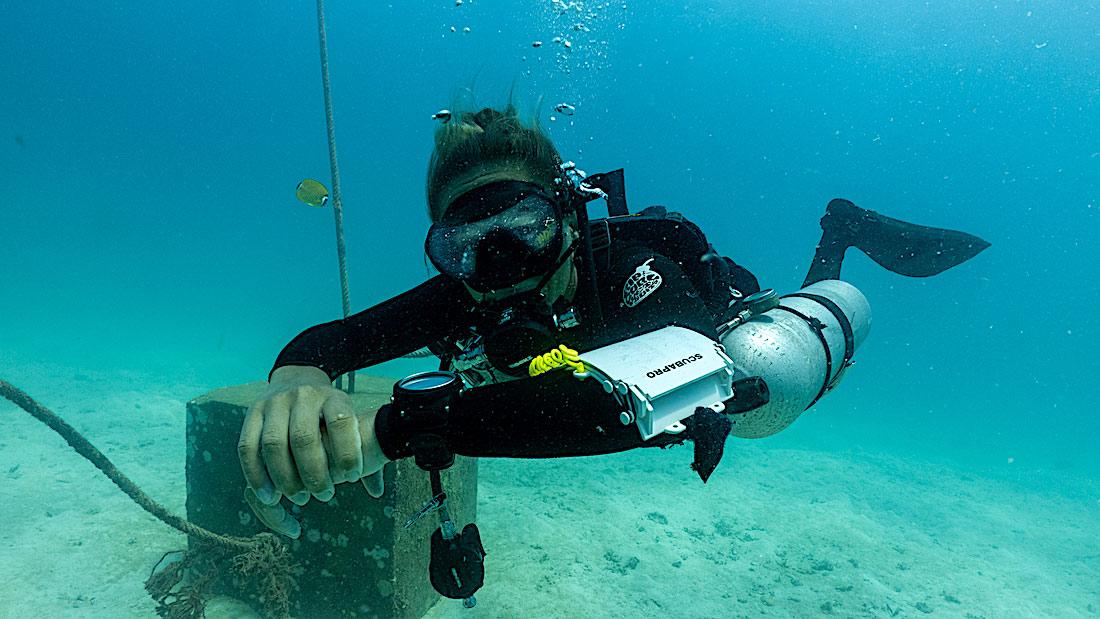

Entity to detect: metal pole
[315,0,355,393]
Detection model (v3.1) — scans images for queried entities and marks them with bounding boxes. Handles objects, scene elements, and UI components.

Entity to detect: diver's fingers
[261,392,306,502]
[321,394,363,485]
[362,470,385,499]
[289,394,334,503]
[239,400,279,505]
[244,488,301,539]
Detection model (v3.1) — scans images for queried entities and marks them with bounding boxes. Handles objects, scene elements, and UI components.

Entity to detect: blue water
[2,1,1097,617]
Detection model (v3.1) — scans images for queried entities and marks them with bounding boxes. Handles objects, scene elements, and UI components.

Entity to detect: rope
[0,379,254,551]
[1,378,298,617]
[316,0,355,393]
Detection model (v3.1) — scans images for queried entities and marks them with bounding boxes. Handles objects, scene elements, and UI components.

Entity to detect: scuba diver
[237,105,990,544]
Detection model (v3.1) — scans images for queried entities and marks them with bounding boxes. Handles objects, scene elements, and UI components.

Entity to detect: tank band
[773,304,832,409]
[784,292,856,370]
[776,292,855,410]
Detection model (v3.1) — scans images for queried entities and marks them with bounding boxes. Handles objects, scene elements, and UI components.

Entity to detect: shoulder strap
[581,169,629,217]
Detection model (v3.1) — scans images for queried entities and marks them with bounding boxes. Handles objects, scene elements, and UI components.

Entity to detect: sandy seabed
[1,360,1097,619]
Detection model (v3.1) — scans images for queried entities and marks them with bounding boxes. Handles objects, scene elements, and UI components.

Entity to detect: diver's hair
[426,104,563,221]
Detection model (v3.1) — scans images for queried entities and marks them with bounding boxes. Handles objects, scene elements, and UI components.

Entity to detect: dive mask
[426,181,566,293]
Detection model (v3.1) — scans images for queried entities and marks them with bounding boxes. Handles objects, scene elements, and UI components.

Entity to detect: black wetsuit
[272,239,758,468]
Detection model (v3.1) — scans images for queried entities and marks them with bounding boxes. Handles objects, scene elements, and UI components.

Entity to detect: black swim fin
[803,198,991,287]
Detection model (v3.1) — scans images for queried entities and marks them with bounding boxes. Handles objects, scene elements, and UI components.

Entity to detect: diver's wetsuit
[273,240,758,464]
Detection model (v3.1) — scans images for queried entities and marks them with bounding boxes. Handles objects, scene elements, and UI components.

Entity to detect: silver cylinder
[719,279,871,438]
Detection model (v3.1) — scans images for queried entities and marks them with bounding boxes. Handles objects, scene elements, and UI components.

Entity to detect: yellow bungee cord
[528,344,586,377]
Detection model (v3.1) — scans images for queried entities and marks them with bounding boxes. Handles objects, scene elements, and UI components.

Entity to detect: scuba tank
[718,279,871,438]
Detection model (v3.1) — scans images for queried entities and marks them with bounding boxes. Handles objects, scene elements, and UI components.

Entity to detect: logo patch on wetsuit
[623,258,663,307]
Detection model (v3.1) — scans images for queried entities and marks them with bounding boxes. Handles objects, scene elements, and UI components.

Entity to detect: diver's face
[463,222,580,305]
[428,180,579,301]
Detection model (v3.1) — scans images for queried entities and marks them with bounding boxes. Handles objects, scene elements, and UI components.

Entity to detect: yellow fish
[295,179,329,207]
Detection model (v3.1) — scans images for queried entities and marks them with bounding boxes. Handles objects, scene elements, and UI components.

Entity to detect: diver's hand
[239,365,360,504]
[242,410,389,539]
[237,365,389,538]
